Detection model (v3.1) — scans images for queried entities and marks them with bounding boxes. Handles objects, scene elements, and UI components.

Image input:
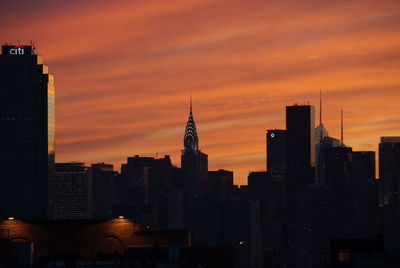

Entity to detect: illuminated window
[338,250,350,264]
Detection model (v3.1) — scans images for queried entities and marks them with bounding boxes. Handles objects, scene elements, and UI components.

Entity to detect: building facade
[87,163,118,219]
[379,137,400,206]
[0,44,55,219]
[266,129,287,179]
[286,104,315,169]
[55,163,88,219]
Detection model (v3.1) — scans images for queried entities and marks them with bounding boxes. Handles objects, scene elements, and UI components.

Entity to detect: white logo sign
[9,46,25,55]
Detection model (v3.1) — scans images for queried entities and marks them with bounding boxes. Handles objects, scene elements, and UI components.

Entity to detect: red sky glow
[1,0,400,184]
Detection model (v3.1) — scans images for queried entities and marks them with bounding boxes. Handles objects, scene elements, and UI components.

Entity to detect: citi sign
[9,45,25,55]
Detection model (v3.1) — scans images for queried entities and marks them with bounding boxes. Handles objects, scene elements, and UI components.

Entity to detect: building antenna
[319,90,322,126]
[319,90,323,144]
[341,105,344,146]
[190,94,192,111]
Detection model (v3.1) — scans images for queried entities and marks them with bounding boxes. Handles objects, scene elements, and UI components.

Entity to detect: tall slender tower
[0,44,55,219]
[181,98,208,224]
[341,105,344,146]
[315,91,328,184]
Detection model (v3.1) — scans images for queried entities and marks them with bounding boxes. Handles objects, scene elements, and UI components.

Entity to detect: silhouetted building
[352,151,378,238]
[267,129,287,179]
[167,190,184,230]
[324,146,357,239]
[324,146,353,190]
[247,171,268,201]
[118,155,176,228]
[221,200,262,268]
[247,171,287,266]
[0,44,55,220]
[87,163,118,219]
[55,163,88,219]
[192,198,262,268]
[121,156,154,209]
[379,137,400,206]
[352,151,375,184]
[181,100,208,225]
[208,169,234,201]
[317,136,341,185]
[315,91,329,185]
[379,137,400,254]
[192,196,221,246]
[284,104,316,266]
[286,104,315,169]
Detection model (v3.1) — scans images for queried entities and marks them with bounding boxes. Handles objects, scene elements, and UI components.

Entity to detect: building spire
[190,94,192,112]
[341,105,344,146]
[184,96,198,151]
[319,90,322,126]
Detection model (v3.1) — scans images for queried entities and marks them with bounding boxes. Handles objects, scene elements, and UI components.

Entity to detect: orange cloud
[1,0,400,184]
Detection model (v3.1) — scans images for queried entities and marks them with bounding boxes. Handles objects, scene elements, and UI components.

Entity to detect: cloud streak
[1,0,400,183]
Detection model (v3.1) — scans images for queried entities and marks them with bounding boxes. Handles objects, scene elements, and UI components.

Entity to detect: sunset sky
[1,0,400,184]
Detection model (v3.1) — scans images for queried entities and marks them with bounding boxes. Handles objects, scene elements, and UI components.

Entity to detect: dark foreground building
[0,219,241,267]
[0,44,55,220]
[0,219,189,266]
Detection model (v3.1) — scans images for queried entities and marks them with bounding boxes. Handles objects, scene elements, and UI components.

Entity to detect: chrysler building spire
[184,97,199,151]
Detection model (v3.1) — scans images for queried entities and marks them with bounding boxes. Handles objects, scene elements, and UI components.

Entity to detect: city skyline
[2,0,399,184]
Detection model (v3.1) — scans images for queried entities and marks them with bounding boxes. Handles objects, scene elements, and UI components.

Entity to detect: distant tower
[286,104,316,169]
[181,98,208,225]
[319,90,322,125]
[315,91,328,184]
[379,137,400,206]
[315,90,328,144]
[266,129,286,178]
[341,105,344,146]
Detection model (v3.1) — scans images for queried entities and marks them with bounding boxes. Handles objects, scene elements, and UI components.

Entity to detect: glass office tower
[0,44,55,219]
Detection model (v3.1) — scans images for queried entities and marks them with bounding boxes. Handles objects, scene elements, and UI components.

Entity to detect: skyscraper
[315,91,329,185]
[379,137,400,250]
[284,104,315,260]
[266,129,286,178]
[181,99,208,199]
[379,137,400,206]
[181,99,208,226]
[286,104,315,169]
[0,44,55,219]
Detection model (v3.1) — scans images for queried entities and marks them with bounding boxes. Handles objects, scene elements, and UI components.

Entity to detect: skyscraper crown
[184,97,199,151]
